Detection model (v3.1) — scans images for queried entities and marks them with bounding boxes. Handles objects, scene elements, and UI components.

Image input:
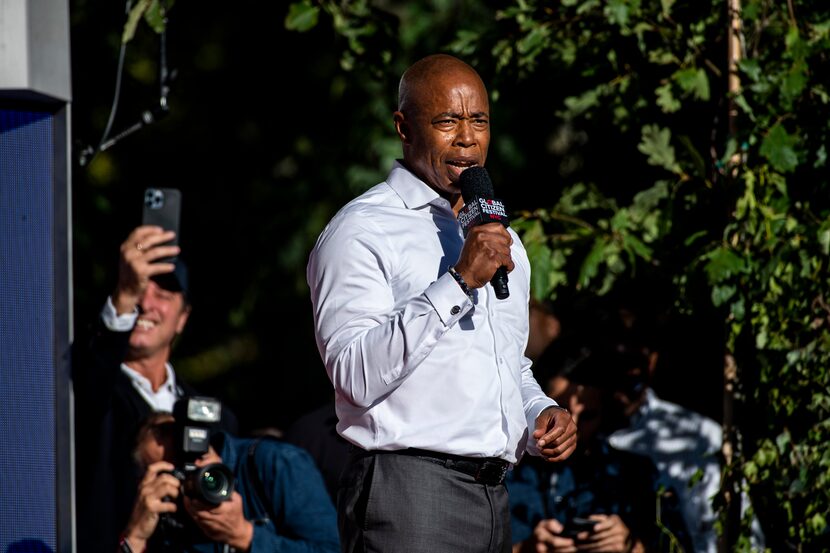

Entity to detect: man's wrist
[228,519,254,551]
[541,404,569,416]
[112,289,140,315]
[447,266,474,300]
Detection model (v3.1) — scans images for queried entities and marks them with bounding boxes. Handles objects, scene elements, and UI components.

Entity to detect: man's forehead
[412,76,488,114]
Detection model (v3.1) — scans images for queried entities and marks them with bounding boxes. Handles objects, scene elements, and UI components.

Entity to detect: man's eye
[435,120,457,127]
[473,119,489,128]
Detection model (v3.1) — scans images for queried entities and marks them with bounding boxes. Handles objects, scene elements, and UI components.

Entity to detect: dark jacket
[148,432,341,553]
[73,318,237,553]
[283,401,352,502]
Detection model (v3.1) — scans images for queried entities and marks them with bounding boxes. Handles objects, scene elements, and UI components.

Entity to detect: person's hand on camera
[454,224,514,289]
[123,461,180,552]
[114,225,180,315]
[573,514,641,553]
[184,492,253,551]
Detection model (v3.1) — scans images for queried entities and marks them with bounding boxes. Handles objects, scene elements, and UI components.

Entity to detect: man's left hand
[185,492,254,551]
[533,406,577,462]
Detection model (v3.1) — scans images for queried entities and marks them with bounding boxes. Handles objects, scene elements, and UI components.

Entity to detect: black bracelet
[447,266,474,301]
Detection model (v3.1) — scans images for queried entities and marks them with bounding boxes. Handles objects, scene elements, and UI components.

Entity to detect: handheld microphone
[457,166,510,300]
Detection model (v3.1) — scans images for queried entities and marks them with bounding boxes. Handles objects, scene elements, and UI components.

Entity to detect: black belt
[396,448,510,486]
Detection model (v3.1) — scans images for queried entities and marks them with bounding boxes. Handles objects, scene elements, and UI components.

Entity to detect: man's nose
[137,289,154,312]
[454,120,476,147]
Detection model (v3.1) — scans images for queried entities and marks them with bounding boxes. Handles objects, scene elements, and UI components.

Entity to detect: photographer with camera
[121,397,340,552]
[73,222,239,553]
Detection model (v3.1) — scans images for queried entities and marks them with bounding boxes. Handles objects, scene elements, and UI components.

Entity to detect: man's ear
[393,111,410,143]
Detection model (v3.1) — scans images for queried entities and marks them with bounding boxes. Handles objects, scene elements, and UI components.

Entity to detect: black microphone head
[459,166,494,203]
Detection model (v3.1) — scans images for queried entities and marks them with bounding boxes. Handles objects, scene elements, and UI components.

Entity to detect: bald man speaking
[307,54,576,553]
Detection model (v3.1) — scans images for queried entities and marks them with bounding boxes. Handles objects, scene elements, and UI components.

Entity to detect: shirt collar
[386,160,452,211]
[121,362,178,396]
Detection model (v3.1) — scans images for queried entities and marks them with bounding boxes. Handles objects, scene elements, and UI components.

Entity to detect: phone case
[141,187,181,262]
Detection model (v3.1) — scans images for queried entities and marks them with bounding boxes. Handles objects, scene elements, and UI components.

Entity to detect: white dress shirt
[307,162,556,464]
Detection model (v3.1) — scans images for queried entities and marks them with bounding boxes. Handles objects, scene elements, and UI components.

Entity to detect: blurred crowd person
[73,225,237,552]
[598,306,723,552]
[284,398,352,502]
[508,346,693,552]
[120,408,339,552]
[517,292,768,552]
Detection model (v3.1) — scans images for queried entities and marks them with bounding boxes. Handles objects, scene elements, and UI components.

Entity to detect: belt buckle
[475,460,507,485]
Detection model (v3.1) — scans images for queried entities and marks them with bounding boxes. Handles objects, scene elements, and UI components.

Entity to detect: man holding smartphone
[73,225,238,553]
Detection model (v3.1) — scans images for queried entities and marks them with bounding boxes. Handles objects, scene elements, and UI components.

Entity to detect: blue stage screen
[0,108,59,552]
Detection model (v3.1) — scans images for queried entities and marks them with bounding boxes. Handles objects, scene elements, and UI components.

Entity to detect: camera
[169,396,235,505]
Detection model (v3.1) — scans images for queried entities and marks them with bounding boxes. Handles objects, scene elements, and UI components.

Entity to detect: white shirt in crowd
[100,296,180,412]
[608,389,726,553]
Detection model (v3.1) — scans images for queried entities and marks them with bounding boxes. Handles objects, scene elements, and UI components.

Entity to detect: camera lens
[183,462,235,505]
[202,468,226,493]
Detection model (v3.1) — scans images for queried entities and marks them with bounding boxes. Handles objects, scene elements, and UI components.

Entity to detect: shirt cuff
[424,272,474,327]
[101,296,139,332]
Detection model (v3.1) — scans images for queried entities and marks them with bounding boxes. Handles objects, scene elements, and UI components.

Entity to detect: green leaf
[781,62,808,103]
[811,514,827,535]
[638,125,682,174]
[703,247,748,284]
[622,233,652,259]
[605,0,630,27]
[684,230,707,246]
[517,25,549,55]
[285,1,320,32]
[674,67,710,101]
[122,0,152,43]
[578,237,607,288]
[760,124,799,173]
[743,461,758,481]
[711,284,736,306]
[526,240,554,301]
[730,297,745,320]
[143,0,166,34]
[610,209,629,231]
[816,144,827,169]
[776,431,791,454]
[562,87,603,118]
[818,222,830,256]
[656,83,681,113]
[648,49,677,65]
[738,59,762,82]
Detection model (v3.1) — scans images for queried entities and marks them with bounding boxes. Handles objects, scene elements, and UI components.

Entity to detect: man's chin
[126,341,157,360]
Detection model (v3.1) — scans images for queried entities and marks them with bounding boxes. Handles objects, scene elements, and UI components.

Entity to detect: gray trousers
[337,450,511,553]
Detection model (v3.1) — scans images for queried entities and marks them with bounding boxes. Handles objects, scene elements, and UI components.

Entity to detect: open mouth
[447,159,478,179]
[136,318,157,330]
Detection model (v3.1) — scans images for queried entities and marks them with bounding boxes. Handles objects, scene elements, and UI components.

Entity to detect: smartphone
[561,517,597,538]
[141,187,181,263]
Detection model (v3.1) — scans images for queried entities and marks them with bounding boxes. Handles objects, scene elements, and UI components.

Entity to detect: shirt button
[451,305,461,315]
